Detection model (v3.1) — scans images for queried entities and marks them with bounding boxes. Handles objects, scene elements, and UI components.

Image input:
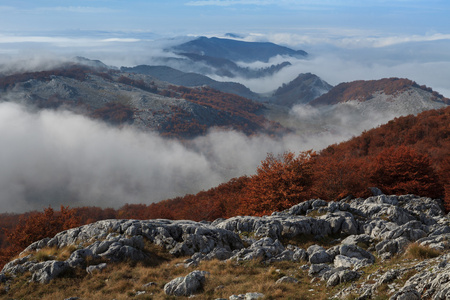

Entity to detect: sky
[0,0,449,36]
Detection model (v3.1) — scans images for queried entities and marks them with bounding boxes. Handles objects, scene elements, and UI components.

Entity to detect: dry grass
[1,239,445,299]
[0,254,338,300]
[404,243,441,260]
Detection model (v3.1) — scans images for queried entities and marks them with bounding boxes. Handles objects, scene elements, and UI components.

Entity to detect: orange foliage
[117,76,157,93]
[439,156,450,211]
[0,206,80,268]
[239,151,316,216]
[313,155,370,200]
[368,146,442,197]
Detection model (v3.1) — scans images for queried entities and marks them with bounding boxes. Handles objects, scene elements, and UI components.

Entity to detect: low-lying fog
[1,33,449,212]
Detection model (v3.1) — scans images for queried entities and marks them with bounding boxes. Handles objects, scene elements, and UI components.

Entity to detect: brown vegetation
[158,85,286,137]
[311,78,450,105]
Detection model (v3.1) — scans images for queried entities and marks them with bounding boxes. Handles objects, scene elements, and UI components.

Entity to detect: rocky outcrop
[1,193,450,299]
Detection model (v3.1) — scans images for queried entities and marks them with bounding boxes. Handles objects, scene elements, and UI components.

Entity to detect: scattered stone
[276,276,299,284]
[86,263,107,274]
[142,282,157,288]
[164,270,209,297]
[326,269,360,287]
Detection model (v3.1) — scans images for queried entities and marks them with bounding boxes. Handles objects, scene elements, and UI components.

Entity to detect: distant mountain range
[171,36,308,63]
[141,36,309,79]
[120,65,260,101]
[0,65,285,138]
[1,36,449,140]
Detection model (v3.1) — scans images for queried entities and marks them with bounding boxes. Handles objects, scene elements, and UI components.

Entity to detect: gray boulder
[326,269,360,287]
[231,237,285,262]
[309,263,332,277]
[30,261,69,284]
[67,249,97,268]
[229,292,264,300]
[164,270,209,296]
[390,287,421,300]
[375,237,410,259]
[86,263,107,274]
[307,245,333,264]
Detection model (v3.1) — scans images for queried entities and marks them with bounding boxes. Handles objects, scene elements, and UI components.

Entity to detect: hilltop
[171,36,308,63]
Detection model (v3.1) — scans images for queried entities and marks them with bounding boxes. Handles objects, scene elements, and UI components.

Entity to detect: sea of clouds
[0,30,449,212]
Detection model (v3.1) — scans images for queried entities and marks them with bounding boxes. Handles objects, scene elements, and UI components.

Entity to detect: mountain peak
[272,73,333,107]
[171,36,307,63]
[310,77,450,106]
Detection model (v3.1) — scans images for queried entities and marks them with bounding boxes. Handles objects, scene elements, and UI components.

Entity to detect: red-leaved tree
[239,151,316,216]
[0,206,80,268]
[369,146,443,198]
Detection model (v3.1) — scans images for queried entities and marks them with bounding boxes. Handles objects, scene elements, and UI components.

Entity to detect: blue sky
[0,0,449,36]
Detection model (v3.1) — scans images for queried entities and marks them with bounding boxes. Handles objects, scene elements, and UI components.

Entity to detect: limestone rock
[164,270,209,296]
[275,276,299,284]
[86,263,107,274]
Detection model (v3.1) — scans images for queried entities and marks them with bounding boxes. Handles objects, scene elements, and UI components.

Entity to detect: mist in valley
[1,33,450,212]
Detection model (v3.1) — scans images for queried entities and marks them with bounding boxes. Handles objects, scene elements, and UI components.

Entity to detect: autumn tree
[0,206,80,268]
[314,155,370,200]
[369,146,443,198]
[239,151,316,216]
[439,156,450,211]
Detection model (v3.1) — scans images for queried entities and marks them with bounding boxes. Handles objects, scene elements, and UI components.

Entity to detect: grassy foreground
[1,239,442,300]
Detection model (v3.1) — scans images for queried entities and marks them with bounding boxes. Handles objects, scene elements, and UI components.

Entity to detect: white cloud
[36,6,119,14]
[231,31,450,49]
[100,38,141,43]
[0,97,391,212]
[186,0,275,6]
[0,102,309,212]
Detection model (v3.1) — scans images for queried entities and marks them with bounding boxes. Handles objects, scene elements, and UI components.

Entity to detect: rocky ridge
[1,193,450,299]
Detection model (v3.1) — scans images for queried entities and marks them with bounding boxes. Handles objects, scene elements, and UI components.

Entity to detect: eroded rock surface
[1,193,450,299]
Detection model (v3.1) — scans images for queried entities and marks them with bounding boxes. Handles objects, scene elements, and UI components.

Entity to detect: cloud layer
[0,102,314,212]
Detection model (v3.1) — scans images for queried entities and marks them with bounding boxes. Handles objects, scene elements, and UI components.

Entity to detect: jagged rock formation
[1,193,450,299]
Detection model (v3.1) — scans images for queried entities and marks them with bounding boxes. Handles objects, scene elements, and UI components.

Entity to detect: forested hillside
[1,105,448,268]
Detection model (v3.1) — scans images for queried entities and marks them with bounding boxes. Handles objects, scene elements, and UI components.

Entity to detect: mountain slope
[175,53,292,78]
[266,77,449,137]
[171,36,307,63]
[0,66,284,138]
[120,65,260,100]
[135,105,450,221]
[272,73,333,107]
[310,78,450,106]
